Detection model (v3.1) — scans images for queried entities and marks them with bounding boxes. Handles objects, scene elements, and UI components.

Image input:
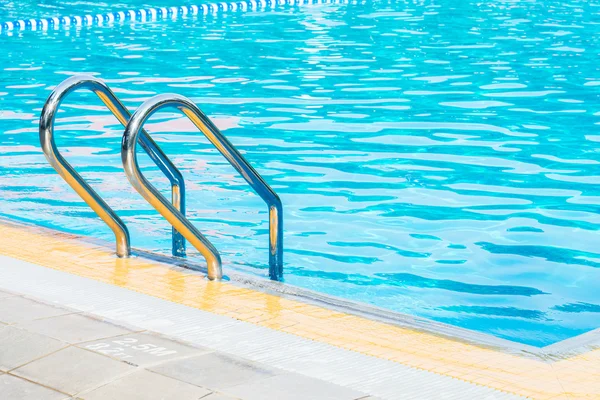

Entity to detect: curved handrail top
[39,75,187,258]
[40,75,133,257]
[121,93,282,211]
[40,75,185,188]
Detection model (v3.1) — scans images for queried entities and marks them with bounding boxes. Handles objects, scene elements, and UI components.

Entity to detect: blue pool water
[1,0,600,347]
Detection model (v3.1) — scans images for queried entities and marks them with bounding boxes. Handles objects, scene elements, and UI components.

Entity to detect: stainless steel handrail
[39,75,187,258]
[121,94,284,281]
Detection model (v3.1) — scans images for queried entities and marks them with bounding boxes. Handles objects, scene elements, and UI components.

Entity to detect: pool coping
[140,247,600,360]
[2,216,598,360]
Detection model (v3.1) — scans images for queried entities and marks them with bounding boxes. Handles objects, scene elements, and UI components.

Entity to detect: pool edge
[1,217,598,399]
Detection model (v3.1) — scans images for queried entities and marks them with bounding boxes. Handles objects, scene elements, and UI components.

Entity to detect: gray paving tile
[83,369,211,400]
[150,352,275,391]
[19,313,133,344]
[223,373,367,400]
[0,325,67,372]
[81,332,210,367]
[0,374,68,400]
[200,393,240,400]
[0,296,71,324]
[12,346,136,395]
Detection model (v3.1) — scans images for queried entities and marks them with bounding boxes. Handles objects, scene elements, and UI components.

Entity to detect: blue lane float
[0,0,352,33]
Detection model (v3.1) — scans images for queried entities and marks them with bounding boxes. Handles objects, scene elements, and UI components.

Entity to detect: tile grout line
[4,372,72,398]
[68,347,150,398]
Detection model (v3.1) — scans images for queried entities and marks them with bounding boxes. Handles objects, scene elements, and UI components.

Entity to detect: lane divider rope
[0,0,353,33]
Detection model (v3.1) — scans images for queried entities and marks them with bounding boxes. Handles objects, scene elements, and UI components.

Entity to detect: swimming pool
[1,0,599,347]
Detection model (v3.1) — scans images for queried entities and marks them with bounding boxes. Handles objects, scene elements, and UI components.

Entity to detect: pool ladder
[39,75,283,281]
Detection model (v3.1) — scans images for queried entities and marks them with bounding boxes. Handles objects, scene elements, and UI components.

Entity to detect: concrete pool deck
[0,291,375,400]
[0,219,598,399]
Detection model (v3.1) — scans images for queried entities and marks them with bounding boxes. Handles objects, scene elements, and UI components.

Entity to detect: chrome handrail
[39,75,187,258]
[121,94,284,281]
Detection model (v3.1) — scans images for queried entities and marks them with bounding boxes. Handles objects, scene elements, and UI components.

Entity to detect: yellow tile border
[1,220,598,399]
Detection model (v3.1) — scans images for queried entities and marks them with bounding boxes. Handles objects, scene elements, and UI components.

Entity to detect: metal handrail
[39,75,187,258]
[121,94,283,281]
